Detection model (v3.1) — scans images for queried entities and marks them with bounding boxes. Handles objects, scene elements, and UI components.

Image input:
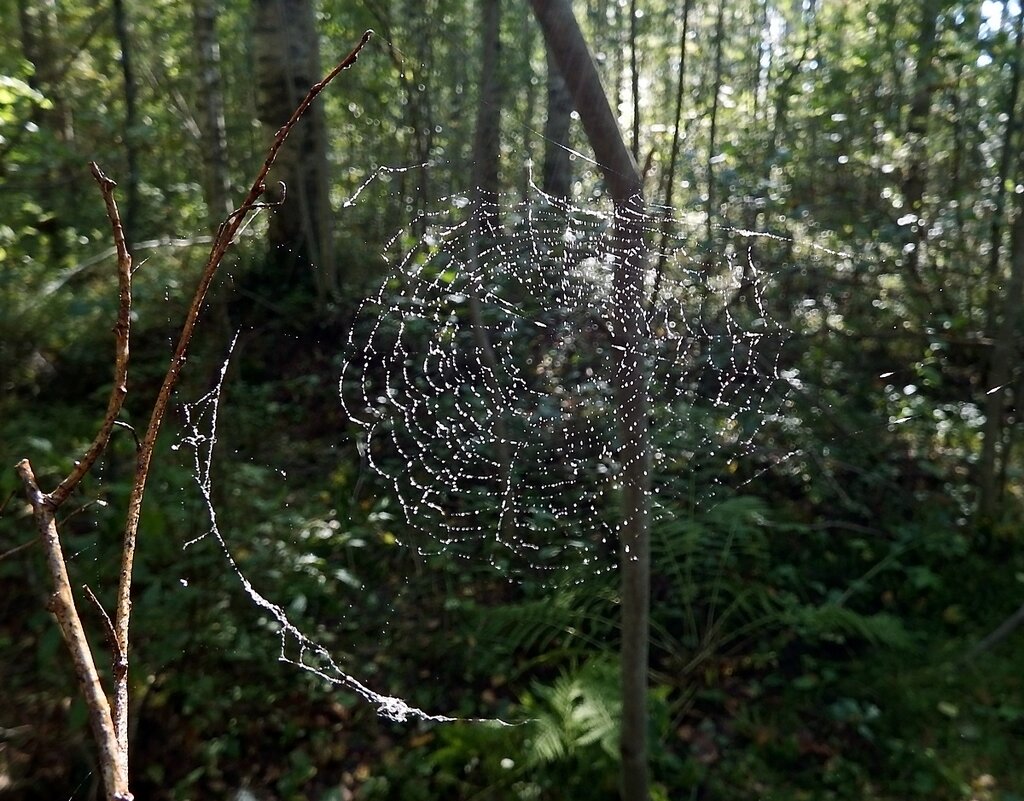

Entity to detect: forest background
[2,0,1024,799]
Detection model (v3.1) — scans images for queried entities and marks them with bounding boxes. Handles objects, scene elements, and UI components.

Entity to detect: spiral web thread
[340,185,795,578]
[176,178,824,720]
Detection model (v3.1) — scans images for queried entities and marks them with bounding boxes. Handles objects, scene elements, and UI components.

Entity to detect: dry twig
[14,31,373,801]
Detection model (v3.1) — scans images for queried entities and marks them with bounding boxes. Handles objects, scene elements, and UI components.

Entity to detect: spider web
[339,185,794,578]
[175,335,462,723]
[176,178,828,721]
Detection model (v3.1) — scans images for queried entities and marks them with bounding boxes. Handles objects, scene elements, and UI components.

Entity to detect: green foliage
[784,604,910,649]
[466,578,619,675]
[358,658,683,801]
[6,0,1024,799]
[523,657,621,766]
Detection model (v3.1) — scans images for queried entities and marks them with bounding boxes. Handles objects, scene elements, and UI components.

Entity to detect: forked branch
[51,162,132,507]
[113,26,373,768]
[14,30,373,801]
[14,459,127,799]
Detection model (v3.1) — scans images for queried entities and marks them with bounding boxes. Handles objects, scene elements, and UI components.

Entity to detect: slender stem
[112,28,373,768]
[15,460,126,799]
[654,0,692,304]
[51,163,132,506]
[528,5,650,799]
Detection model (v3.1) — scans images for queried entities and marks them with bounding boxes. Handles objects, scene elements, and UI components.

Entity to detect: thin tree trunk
[17,0,77,262]
[252,0,336,300]
[770,12,811,157]
[542,46,573,198]
[528,4,650,800]
[629,0,640,161]
[979,169,1024,522]
[900,0,942,300]
[193,0,233,231]
[361,0,431,234]
[521,12,539,201]
[612,0,626,132]
[984,1,1024,332]
[112,0,140,236]
[706,0,726,247]
[18,0,74,143]
[473,0,502,209]
[753,0,770,123]
[410,0,437,203]
[468,0,514,538]
[655,0,693,297]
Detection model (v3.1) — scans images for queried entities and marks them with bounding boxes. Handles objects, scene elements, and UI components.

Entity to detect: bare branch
[12,159,135,801]
[83,584,124,679]
[59,498,111,526]
[12,33,373,801]
[14,459,126,799]
[0,539,35,562]
[111,28,374,768]
[113,420,141,452]
[50,163,133,507]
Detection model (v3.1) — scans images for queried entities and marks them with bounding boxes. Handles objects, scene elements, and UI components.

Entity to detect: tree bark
[900,0,942,300]
[655,0,693,296]
[17,0,74,143]
[361,0,432,234]
[528,4,650,800]
[468,0,514,538]
[706,0,726,248]
[979,169,1024,522]
[16,0,77,263]
[984,1,1024,330]
[472,0,502,209]
[18,464,128,800]
[193,0,234,231]
[629,0,640,162]
[542,45,573,198]
[112,0,140,236]
[252,0,337,299]
[977,4,1024,522]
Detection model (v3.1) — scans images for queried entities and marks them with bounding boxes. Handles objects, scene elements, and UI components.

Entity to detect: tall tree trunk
[770,11,811,157]
[753,0,770,123]
[252,0,336,300]
[528,4,650,800]
[655,0,692,296]
[469,0,513,540]
[520,13,540,201]
[112,0,140,236]
[542,45,573,198]
[193,0,233,232]
[629,0,640,161]
[979,193,1024,524]
[473,0,502,210]
[984,1,1024,332]
[900,0,942,300]
[706,0,726,248]
[361,0,432,235]
[18,0,74,143]
[17,0,76,263]
[410,0,438,203]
